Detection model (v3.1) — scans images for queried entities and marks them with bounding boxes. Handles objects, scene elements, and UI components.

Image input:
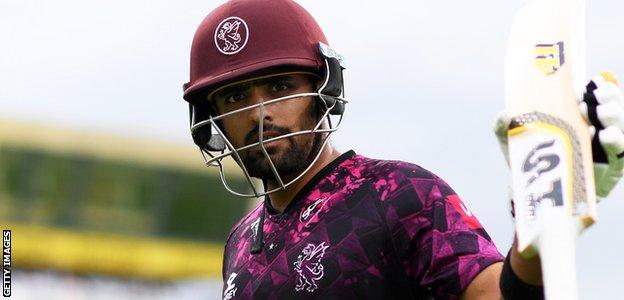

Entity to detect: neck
[265,145,341,213]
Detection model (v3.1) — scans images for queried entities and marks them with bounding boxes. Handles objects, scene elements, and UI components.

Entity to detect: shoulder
[221,201,264,277]
[223,201,263,249]
[356,155,487,233]
[354,154,455,206]
[354,155,483,237]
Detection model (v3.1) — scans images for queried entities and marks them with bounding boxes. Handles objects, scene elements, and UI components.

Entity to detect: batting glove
[579,71,624,198]
[493,71,624,199]
[494,110,512,166]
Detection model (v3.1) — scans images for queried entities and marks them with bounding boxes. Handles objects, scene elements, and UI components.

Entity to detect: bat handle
[536,208,580,300]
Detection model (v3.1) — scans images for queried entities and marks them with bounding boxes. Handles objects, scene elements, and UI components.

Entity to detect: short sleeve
[382,166,504,299]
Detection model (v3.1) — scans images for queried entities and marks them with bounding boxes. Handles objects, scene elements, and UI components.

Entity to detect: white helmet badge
[214,16,249,55]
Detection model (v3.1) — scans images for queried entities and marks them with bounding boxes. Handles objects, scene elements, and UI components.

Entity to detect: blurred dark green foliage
[0,146,249,242]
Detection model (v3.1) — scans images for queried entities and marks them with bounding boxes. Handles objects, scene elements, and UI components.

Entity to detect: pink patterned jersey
[221,151,503,300]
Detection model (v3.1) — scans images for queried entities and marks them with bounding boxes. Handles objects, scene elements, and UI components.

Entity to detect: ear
[320,57,344,97]
[189,103,227,152]
[317,43,346,115]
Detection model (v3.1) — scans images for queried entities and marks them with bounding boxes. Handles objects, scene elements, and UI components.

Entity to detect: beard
[240,126,325,181]
[238,99,325,181]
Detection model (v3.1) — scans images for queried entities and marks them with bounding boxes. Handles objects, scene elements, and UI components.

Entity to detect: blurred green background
[0,118,252,281]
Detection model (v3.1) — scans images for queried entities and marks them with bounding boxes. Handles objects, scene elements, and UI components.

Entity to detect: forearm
[496,236,545,300]
[509,236,542,285]
[460,237,544,300]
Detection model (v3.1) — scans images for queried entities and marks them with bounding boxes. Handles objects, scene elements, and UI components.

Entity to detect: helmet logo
[214,16,249,55]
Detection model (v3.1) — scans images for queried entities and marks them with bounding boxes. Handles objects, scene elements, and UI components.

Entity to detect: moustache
[245,124,292,145]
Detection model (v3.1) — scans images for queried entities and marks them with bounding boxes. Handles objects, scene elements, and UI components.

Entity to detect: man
[181,0,624,299]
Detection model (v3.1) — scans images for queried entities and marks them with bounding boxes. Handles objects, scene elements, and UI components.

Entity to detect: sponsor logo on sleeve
[447,195,483,229]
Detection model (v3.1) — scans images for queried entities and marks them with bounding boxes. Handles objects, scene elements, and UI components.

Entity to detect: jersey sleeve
[380,165,504,299]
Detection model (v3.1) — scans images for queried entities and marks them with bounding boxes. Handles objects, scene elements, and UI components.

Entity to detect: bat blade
[505,0,595,256]
[505,0,595,298]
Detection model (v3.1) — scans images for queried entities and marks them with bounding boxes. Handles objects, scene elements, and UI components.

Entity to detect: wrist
[500,248,544,300]
[509,238,542,285]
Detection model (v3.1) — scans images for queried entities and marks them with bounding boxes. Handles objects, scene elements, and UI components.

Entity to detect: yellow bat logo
[534,42,565,75]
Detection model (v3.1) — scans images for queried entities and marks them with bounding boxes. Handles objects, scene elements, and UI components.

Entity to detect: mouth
[247,140,282,158]
[247,131,285,144]
[247,132,288,155]
[260,131,283,140]
[244,124,291,146]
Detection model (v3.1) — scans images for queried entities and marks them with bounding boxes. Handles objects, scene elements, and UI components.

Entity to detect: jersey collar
[264,150,356,216]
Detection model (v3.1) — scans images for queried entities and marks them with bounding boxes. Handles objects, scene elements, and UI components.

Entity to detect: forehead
[207,71,317,101]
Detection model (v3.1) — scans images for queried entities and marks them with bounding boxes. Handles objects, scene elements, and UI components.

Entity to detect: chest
[222,184,410,299]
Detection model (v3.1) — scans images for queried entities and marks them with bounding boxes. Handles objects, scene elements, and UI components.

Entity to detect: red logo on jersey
[447,195,483,229]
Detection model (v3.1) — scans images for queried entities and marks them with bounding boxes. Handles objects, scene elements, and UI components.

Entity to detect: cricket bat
[505,0,596,299]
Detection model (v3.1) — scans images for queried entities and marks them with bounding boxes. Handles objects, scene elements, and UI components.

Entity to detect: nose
[248,86,274,125]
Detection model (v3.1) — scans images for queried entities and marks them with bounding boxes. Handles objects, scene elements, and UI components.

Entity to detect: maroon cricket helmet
[182,0,329,103]
[182,0,348,198]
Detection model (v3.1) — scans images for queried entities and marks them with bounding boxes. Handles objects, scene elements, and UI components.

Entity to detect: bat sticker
[522,139,560,186]
[534,41,565,75]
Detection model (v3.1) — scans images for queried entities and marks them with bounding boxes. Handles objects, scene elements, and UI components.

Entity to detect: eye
[270,81,291,93]
[214,88,248,107]
[224,92,246,104]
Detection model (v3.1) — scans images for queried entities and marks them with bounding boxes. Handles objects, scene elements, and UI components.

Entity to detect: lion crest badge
[214,16,249,55]
[293,242,329,293]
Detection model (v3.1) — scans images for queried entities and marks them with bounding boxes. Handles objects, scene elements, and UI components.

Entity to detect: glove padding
[579,72,624,198]
[494,110,512,166]
[494,72,624,199]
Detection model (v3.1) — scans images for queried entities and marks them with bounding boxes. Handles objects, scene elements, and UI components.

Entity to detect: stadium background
[1,0,623,298]
[0,118,249,299]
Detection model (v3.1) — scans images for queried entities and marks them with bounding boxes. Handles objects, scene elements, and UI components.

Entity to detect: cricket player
[181,0,624,298]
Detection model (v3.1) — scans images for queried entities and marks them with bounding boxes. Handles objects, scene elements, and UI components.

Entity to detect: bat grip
[536,208,580,300]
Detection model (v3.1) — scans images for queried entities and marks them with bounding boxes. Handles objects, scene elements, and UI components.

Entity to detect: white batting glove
[579,72,624,198]
[493,72,624,199]
[494,110,512,166]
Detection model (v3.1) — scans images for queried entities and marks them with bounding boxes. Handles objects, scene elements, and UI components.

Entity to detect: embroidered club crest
[293,242,329,292]
[214,16,249,55]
